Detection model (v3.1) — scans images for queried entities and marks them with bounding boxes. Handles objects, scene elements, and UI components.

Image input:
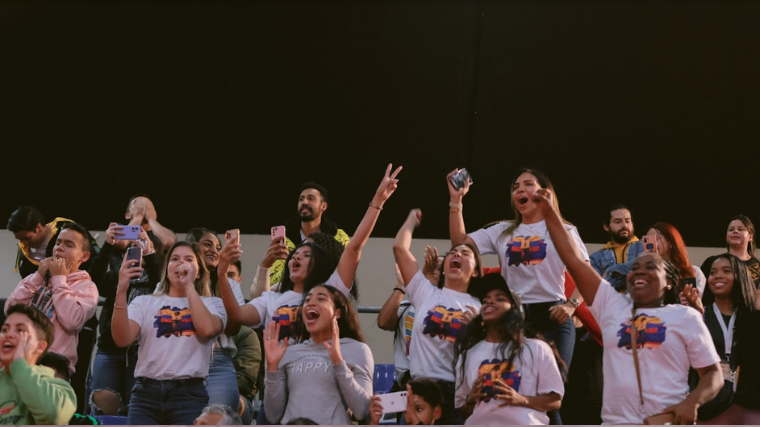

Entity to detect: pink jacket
[5,271,99,374]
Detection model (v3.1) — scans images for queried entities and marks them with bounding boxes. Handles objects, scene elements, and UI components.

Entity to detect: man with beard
[267,182,350,285]
[589,204,643,292]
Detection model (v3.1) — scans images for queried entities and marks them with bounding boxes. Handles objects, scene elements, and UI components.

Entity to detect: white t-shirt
[588,280,720,425]
[128,294,227,380]
[469,220,589,304]
[248,269,346,341]
[406,270,481,382]
[393,303,415,381]
[454,339,564,425]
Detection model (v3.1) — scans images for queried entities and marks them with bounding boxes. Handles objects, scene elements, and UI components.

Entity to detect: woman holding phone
[263,284,373,425]
[454,274,564,425]
[531,187,723,425]
[448,168,586,375]
[682,253,760,424]
[184,228,247,413]
[111,241,227,425]
[642,222,706,296]
[219,163,402,342]
[394,208,483,425]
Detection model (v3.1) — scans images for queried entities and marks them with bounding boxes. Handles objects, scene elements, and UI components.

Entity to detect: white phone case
[378,391,407,414]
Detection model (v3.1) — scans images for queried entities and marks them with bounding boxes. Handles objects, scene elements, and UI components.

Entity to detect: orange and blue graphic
[422,306,465,342]
[154,306,196,338]
[404,310,414,355]
[272,305,301,340]
[507,236,547,267]
[617,314,667,350]
[478,359,521,401]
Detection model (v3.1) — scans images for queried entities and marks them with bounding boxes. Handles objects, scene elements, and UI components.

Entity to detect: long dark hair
[454,308,525,387]
[702,254,757,316]
[498,168,572,239]
[185,227,221,296]
[297,284,364,342]
[439,243,484,295]
[307,232,359,301]
[279,242,337,295]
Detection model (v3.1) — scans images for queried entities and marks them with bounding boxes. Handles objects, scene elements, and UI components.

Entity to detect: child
[0,304,77,425]
[370,378,443,425]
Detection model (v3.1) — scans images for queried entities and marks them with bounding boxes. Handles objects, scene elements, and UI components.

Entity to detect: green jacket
[0,359,76,425]
[232,325,262,399]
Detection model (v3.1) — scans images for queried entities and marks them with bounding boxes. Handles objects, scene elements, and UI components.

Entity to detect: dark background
[2,1,759,247]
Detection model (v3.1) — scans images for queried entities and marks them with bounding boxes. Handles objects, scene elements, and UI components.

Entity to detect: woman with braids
[643,222,706,295]
[682,254,760,424]
[531,186,723,425]
[454,274,564,425]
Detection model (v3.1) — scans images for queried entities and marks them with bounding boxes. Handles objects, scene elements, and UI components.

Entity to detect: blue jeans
[127,377,208,425]
[90,348,138,416]
[523,300,576,425]
[206,348,239,410]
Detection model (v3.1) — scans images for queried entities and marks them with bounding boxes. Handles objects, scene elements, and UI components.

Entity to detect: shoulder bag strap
[631,308,645,409]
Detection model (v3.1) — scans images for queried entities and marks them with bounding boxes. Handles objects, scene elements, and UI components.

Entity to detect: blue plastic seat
[373,363,397,394]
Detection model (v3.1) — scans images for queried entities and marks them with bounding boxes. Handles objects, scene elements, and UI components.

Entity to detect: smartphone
[450,168,473,190]
[271,226,286,243]
[117,225,141,241]
[377,391,408,414]
[225,229,240,245]
[126,246,142,265]
[642,235,657,253]
[679,277,697,294]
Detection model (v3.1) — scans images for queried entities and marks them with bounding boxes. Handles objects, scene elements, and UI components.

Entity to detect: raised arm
[143,200,177,251]
[533,189,602,305]
[392,209,421,285]
[111,256,143,348]
[217,237,244,336]
[447,168,476,247]
[377,265,406,331]
[336,163,402,287]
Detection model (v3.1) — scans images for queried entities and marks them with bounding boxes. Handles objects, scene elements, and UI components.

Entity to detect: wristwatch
[567,298,580,308]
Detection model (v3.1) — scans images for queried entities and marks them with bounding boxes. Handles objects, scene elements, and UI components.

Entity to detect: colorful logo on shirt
[272,305,301,340]
[617,313,667,350]
[153,306,196,338]
[507,236,547,267]
[404,311,415,355]
[0,400,21,424]
[478,359,521,401]
[422,306,465,342]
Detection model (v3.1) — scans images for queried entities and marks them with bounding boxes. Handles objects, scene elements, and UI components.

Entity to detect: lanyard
[713,303,736,360]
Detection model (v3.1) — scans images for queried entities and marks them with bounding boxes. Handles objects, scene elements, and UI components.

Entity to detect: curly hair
[279,242,337,295]
[307,232,359,301]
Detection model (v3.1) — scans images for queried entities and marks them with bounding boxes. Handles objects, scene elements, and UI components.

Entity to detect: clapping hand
[322,317,343,365]
[264,321,288,371]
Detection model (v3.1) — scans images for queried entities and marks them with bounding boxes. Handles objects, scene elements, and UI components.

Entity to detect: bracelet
[449,201,462,211]
[114,304,128,309]
[393,287,406,295]
[369,202,383,211]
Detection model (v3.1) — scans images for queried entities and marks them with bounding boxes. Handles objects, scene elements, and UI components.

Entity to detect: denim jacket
[589,239,644,291]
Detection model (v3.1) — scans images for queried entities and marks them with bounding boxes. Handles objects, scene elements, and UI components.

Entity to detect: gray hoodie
[264,338,374,425]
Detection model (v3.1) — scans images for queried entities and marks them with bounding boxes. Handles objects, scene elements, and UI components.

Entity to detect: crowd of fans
[1,164,758,425]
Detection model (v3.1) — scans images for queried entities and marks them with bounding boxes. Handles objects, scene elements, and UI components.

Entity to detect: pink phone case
[271,226,286,242]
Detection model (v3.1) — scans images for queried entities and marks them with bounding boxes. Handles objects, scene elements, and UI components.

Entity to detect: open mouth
[483,306,496,314]
[517,197,529,206]
[712,282,727,289]
[632,278,648,288]
[450,258,462,271]
[304,309,320,325]
[1,341,15,352]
